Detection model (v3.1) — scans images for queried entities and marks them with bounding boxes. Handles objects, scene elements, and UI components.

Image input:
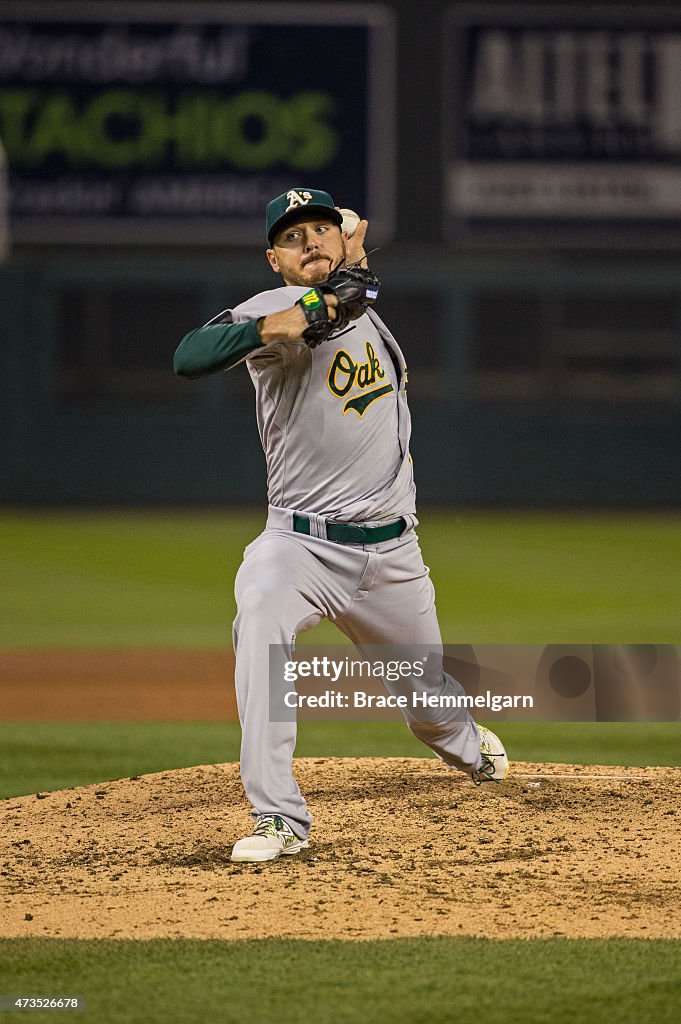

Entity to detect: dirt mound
[1,759,679,940]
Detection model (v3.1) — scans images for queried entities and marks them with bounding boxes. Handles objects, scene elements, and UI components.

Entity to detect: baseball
[338,208,361,237]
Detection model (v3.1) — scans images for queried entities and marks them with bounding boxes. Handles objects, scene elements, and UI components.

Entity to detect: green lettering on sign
[285,92,339,170]
[0,90,36,157]
[214,90,286,169]
[27,93,79,164]
[82,90,146,167]
[0,87,340,171]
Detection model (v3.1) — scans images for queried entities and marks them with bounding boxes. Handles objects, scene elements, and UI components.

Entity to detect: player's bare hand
[343,219,369,268]
[258,295,338,346]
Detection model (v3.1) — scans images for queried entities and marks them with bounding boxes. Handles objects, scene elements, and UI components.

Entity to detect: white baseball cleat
[230,813,309,863]
[471,726,509,785]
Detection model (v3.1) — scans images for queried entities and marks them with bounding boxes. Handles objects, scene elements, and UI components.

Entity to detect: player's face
[267,215,345,286]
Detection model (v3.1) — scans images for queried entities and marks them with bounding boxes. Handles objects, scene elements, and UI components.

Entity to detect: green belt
[292,514,407,545]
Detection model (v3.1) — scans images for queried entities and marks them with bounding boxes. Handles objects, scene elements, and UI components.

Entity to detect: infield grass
[0,721,679,799]
[0,937,679,1024]
[2,510,680,645]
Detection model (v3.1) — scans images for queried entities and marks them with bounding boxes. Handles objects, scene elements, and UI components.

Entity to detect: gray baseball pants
[232,507,482,839]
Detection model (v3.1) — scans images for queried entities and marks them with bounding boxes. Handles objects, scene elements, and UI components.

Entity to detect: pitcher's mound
[2,758,679,940]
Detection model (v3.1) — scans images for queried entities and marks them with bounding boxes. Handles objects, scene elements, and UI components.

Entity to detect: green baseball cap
[266,188,342,244]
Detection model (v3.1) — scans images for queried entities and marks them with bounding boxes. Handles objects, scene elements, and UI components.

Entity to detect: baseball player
[174,188,509,863]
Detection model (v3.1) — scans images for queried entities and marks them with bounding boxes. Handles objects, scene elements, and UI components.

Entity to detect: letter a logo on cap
[286,190,313,211]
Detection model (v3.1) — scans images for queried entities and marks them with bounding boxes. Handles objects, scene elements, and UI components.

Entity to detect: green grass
[0,937,679,1024]
[0,721,239,798]
[0,511,256,648]
[2,510,680,646]
[2,511,679,1017]
[426,511,681,643]
[1,722,679,799]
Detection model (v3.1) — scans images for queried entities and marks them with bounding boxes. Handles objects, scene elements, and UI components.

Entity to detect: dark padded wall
[1,0,679,506]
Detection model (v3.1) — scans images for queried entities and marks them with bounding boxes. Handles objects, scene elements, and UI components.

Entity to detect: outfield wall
[1,252,679,506]
[2,0,681,507]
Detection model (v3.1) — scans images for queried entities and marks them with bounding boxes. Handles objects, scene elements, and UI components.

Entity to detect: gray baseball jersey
[174,280,486,846]
[224,286,416,523]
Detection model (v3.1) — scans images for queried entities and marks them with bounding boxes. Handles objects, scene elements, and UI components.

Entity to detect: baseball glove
[297,265,381,348]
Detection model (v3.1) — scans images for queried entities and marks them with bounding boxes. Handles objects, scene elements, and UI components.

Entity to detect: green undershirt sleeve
[173,318,263,379]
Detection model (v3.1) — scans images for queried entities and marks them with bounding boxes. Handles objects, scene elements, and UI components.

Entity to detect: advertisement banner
[445,4,681,245]
[0,1,394,244]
